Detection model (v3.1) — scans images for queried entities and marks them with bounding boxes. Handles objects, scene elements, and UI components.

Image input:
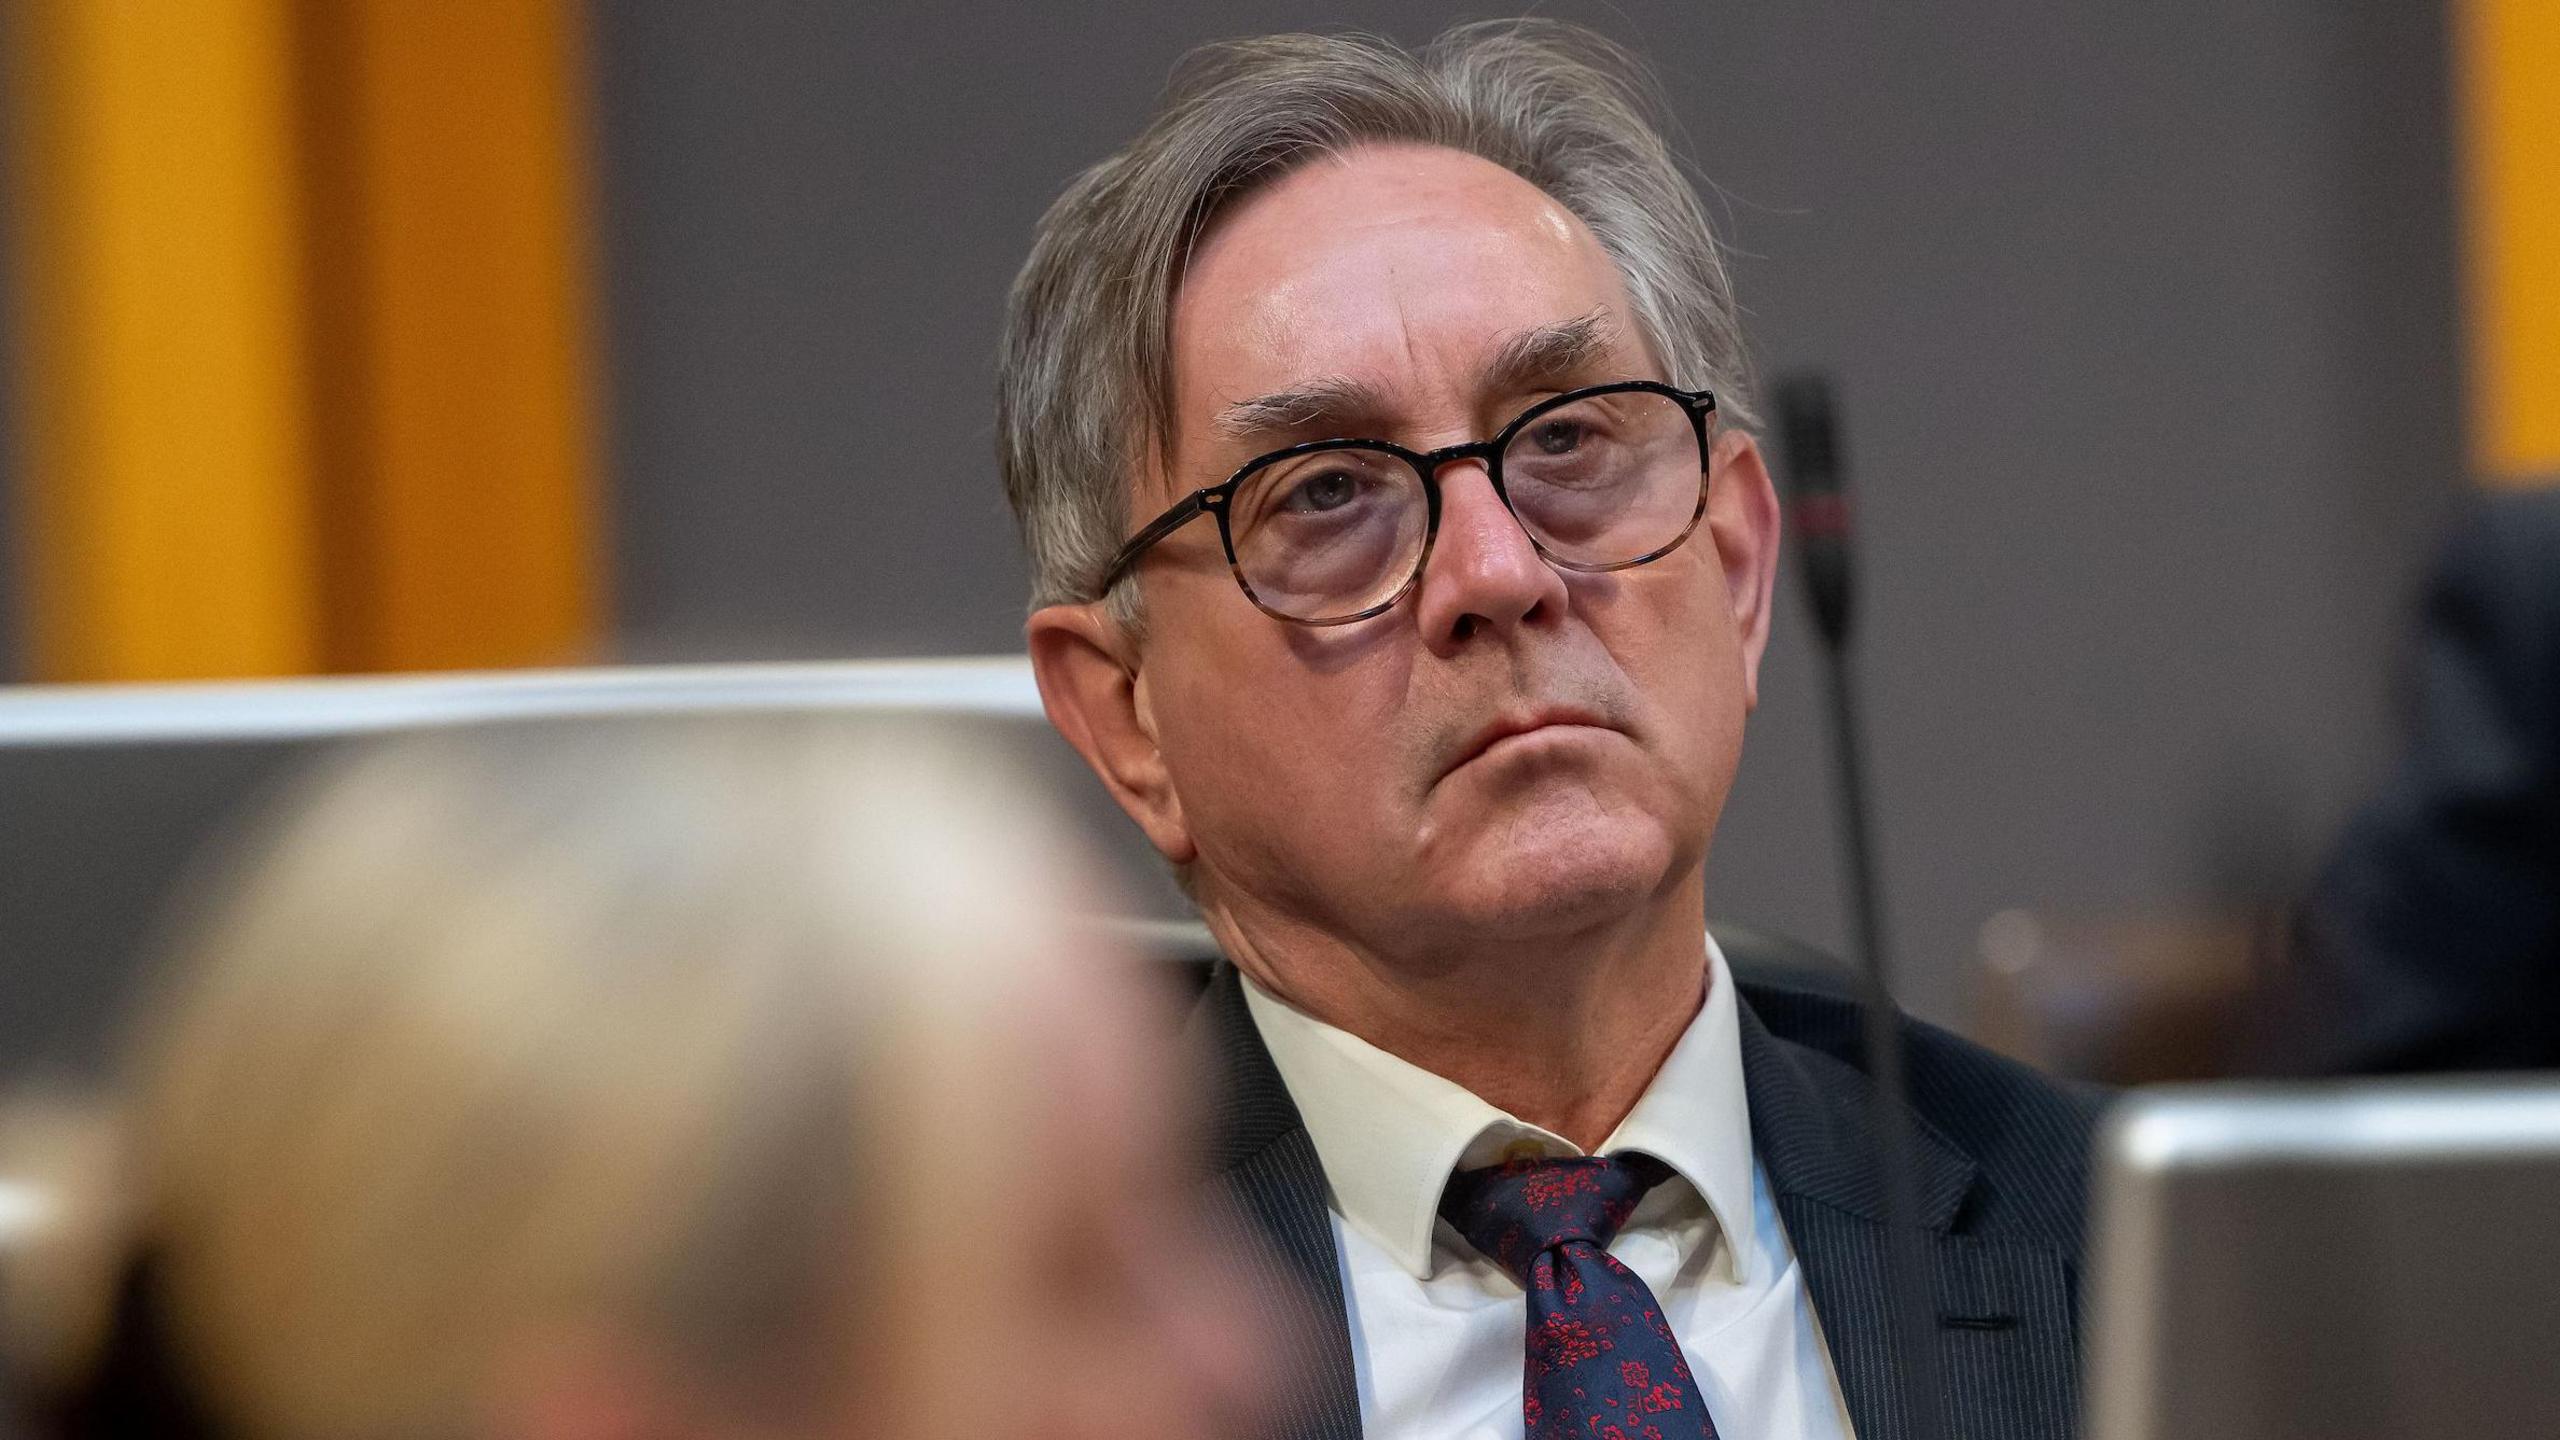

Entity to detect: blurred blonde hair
[4,715,1091,1438]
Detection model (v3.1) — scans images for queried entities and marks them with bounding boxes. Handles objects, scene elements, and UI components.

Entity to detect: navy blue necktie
[1440,1153,1722,1440]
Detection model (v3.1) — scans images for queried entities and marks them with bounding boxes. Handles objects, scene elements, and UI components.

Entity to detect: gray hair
[995,19,1758,619]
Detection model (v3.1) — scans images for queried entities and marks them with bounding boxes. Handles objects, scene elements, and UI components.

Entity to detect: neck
[1207,870,1710,1152]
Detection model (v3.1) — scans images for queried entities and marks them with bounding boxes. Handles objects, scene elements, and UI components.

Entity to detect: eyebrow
[1209,310,1624,447]
[1483,309,1621,396]
[1211,374,1391,444]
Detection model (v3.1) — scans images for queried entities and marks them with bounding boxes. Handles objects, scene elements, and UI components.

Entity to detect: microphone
[1776,375,1852,649]
[1774,373,1944,1440]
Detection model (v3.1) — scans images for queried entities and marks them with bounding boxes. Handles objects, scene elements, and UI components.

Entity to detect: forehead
[1170,144,1641,421]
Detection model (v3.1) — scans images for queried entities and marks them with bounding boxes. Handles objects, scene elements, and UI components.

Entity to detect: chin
[1426,806,1685,937]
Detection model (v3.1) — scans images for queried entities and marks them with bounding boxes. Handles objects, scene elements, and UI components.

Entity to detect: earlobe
[1025,604,1198,865]
[1705,430,1783,711]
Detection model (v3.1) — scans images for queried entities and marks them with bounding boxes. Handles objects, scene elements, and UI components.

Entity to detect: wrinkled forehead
[1164,144,1649,460]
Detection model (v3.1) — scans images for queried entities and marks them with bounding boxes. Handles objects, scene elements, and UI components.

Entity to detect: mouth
[1441,706,1620,782]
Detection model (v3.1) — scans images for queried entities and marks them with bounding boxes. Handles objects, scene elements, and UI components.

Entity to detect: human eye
[1276,465,1368,515]
[1238,449,1404,532]
[1525,415,1592,457]
[1507,398,1628,485]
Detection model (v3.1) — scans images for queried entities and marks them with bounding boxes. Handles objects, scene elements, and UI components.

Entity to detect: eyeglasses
[1096,380,1718,625]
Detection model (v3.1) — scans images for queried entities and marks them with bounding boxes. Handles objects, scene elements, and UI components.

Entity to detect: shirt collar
[1238,937,1760,1285]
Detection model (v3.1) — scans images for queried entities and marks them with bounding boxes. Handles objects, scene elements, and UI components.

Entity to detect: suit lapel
[1738,995,2080,1440]
[1190,968,2079,1440]
[1189,965,1365,1440]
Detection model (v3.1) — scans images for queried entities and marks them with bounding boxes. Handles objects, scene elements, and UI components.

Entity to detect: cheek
[1153,623,1422,829]
[1595,563,1749,773]
[996,1160,1232,1436]
[864,1185,1037,1439]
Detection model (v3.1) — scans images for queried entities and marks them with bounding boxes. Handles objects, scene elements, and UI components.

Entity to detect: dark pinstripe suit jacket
[1192,938,2106,1440]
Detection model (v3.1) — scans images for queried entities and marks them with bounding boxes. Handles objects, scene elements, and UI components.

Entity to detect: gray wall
[589,0,2465,1028]
[0,3,2458,1034]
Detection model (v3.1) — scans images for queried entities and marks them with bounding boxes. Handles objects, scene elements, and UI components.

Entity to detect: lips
[1443,706,1617,780]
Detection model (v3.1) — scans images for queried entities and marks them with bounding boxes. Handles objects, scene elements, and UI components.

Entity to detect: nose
[1411,458,1568,650]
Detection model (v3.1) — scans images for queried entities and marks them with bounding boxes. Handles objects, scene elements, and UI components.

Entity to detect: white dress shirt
[1240,938,1858,1440]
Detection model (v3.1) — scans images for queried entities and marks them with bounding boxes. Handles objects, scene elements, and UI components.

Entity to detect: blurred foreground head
[4,717,1266,1440]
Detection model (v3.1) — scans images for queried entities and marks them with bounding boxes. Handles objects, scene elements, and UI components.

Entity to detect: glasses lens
[1229,446,1428,622]
[1500,389,1705,566]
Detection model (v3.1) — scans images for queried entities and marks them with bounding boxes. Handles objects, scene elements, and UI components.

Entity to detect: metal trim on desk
[0,656,1046,747]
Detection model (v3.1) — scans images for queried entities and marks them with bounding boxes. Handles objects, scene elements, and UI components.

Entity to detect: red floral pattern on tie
[1440,1154,1720,1440]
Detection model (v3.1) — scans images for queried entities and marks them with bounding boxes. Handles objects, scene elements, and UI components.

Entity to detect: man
[2266,489,2560,1073]
[1000,22,2101,1440]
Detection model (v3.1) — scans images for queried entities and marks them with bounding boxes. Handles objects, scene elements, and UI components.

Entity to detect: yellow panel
[7,0,319,679]
[2457,0,2560,487]
[315,0,604,672]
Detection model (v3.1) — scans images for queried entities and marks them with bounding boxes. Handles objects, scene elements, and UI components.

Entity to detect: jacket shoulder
[1738,974,2110,1251]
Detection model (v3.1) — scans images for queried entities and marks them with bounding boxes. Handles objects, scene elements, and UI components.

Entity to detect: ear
[1704,428,1783,710]
[1026,602,1198,866]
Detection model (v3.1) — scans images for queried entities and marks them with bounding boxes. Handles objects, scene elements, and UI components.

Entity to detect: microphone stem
[1819,640,1946,1440]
